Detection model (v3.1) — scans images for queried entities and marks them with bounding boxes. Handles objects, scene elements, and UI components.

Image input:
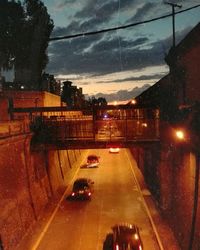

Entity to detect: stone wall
[0,134,87,250]
[130,141,200,250]
[130,143,160,199]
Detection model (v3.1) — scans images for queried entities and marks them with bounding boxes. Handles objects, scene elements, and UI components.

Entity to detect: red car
[86,155,100,168]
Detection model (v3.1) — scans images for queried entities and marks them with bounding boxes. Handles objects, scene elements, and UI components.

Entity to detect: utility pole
[164,2,182,122]
[164,2,182,47]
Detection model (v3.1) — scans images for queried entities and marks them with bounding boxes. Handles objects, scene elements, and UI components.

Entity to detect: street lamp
[175,129,185,140]
[131,99,136,105]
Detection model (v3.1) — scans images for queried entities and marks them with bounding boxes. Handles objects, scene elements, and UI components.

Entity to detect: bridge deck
[10,105,160,148]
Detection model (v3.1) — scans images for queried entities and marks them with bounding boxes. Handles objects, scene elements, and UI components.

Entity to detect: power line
[49,4,200,42]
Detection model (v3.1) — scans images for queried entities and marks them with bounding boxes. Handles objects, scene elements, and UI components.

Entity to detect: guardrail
[8,106,160,146]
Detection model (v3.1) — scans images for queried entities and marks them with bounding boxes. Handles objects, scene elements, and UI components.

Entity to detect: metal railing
[31,115,160,145]
[8,105,160,146]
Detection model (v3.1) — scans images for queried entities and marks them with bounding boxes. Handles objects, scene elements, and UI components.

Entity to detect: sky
[18,1,200,101]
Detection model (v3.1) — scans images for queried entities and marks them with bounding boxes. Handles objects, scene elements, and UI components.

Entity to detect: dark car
[86,154,100,168]
[71,178,94,200]
[112,224,143,250]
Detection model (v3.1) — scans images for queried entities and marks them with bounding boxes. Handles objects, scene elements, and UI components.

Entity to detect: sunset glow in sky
[42,0,200,101]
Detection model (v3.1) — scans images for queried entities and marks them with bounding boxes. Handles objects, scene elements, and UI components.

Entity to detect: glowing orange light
[134,233,139,240]
[175,130,185,140]
[131,99,136,104]
[142,123,147,127]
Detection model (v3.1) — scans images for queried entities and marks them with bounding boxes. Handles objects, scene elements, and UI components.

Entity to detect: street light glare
[175,130,185,140]
[131,99,136,104]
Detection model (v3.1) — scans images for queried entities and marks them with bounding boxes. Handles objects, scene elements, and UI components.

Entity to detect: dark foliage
[0,0,54,89]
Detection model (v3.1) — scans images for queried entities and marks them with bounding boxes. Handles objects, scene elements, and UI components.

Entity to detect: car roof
[74,178,90,184]
[112,224,140,246]
[87,154,98,158]
[73,178,92,190]
[112,224,138,234]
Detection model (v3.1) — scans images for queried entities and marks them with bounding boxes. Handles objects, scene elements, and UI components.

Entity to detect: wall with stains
[0,134,87,250]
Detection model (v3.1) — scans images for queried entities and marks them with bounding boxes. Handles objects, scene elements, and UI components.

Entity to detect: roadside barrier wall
[0,134,87,250]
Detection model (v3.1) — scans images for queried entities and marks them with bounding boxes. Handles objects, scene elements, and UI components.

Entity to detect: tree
[0,0,54,89]
[88,96,107,107]
[14,0,54,89]
[0,0,24,71]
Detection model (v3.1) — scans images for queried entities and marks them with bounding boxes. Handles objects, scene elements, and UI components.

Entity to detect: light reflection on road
[35,148,160,250]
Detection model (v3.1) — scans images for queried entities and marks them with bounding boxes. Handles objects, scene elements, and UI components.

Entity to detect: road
[35,148,161,250]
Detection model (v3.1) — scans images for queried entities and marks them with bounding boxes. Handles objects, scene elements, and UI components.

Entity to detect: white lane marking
[125,150,164,250]
[32,151,88,250]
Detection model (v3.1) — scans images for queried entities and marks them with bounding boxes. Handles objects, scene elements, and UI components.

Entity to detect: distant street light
[142,122,148,128]
[131,99,136,105]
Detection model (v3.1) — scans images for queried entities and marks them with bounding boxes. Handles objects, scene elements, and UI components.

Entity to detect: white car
[109,146,120,153]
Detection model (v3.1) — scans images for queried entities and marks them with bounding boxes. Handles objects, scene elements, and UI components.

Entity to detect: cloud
[75,0,138,19]
[88,84,151,102]
[47,31,165,76]
[52,0,140,36]
[127,2,156,23]
[46,0,198,103]
[96,73,167,83]
[55,0,83,10]
[47,22,194,80]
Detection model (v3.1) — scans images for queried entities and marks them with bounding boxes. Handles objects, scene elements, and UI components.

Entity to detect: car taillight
[115,244,119,250]
[72,192,75,196]
[88,192,91,196]
[139,245,142,250]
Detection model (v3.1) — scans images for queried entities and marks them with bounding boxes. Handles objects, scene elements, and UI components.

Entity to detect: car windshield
[73,180,89,190]
[87,155,98,161]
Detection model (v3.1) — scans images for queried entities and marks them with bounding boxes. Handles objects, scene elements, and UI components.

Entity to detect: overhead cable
[49,4,200,42]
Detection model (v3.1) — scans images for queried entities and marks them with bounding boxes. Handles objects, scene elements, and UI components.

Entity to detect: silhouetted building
[134,22,200,122]
[61,80,85,108]
[131,22,200,250]
[165,22,200,108]
[41,73,61,96]
[1,73,61,97]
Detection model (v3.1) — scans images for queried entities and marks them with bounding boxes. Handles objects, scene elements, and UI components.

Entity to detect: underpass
[16,149,179,250]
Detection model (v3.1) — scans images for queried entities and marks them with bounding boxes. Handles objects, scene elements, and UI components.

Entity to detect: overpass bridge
[10,105,160,149]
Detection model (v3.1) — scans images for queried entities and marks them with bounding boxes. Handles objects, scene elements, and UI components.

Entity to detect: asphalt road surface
[35,148,161,250]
